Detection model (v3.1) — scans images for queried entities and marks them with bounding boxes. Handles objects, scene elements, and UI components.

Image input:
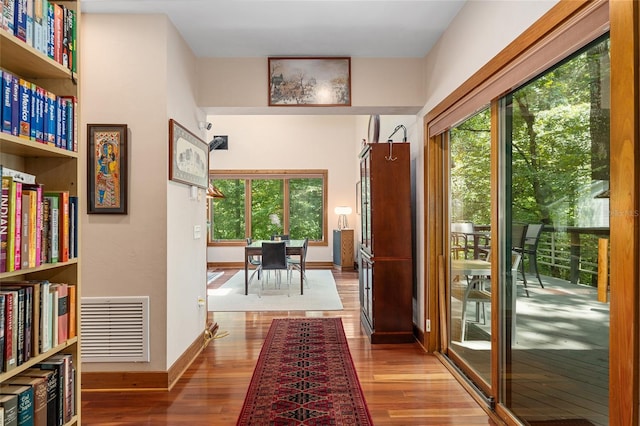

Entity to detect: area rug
[236,318,373,425]
[208,270,343,312]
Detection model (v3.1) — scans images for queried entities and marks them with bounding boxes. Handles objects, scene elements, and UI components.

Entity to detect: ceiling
[80,0,466,58]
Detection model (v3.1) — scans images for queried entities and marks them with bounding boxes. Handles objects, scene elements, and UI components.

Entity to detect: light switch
[194,225,201,239]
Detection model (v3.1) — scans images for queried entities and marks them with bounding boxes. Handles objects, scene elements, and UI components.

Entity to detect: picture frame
[268,57,351,106]
[87,124,128,214]
[169,119,209,189]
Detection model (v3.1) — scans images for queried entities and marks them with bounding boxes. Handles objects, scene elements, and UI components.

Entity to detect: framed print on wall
[169,119,209,189]
[87,124,128,214]
[268,57,351,106]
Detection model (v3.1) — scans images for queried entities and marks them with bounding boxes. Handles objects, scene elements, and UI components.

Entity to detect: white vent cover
[81,296,150,362]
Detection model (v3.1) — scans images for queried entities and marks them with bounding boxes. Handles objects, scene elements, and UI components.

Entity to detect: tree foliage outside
[210,175,325,242]
[449,36,610,284]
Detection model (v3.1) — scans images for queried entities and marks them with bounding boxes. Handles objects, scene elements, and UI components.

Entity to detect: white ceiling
[80,0,466,58]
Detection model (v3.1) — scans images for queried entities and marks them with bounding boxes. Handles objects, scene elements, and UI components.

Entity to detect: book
[1,167,36,185]
[0,393,18,426]
[58,96,76,152]
[5,376,46,426]
[14,182,22,271]
[10,72,19,137]
[22,184,43,268]
[47,354,72,423]
[2,71,12,134]
[1,176,10,272]
[41,198,49,264]
[7,287,25,366]
[43,192,67,263]
[42,195,57,264]
[52,3,62,65]
[2,282,42,358]
[68,196,77,259]
[54,284,67,344]
[21,191,31,270]
[67,285,75,339]
[1,0,15,34]
[13,0,27,42]
[18,79,31,141]
[35,357,64,426]
[0,290,17,372]
[0,294,5,371]
[20,369,53,426]
[48,286,57,349]
[0,384,34,426]
[6,178,17,272]
[4,286,33,363]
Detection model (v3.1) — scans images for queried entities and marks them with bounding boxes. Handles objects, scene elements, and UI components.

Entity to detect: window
[208,170,328,245]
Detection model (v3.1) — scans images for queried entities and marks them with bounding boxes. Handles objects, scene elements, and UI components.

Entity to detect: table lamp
[335,206,352,230]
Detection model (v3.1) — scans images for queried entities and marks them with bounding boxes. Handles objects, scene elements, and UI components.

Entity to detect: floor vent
[81,296,150,362]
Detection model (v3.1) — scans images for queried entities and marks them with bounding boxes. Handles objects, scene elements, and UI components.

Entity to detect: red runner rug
[237,317,374,425]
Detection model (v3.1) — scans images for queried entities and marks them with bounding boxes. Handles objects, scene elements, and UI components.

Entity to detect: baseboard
[82,330,207,391]
[208,261,335,269]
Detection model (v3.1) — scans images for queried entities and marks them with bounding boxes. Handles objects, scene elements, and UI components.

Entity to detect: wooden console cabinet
[358,142,413,343]
[333,229,354,270]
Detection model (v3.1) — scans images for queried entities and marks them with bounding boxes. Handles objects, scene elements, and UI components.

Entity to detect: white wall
[415,0,560,330]
[165,20,208,368]
[81,14,206,372]
[206,115,361,264]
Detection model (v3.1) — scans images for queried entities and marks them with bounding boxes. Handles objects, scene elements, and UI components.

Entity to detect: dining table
[244,239,306,295]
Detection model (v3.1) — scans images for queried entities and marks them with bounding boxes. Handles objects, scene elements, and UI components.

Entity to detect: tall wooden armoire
[358,142,414,343]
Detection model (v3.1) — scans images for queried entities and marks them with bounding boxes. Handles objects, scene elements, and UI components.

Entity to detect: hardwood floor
[81,269,495,425]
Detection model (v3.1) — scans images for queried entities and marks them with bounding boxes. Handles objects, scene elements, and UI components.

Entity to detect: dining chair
[511,222,530,294]
[287,238,309,286]
[451,222,474,259]
[514,223,545,290]
[256,241,290,297]
[246,237,262,283]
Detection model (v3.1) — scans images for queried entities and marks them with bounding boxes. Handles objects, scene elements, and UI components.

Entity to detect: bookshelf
[0,1,81,425]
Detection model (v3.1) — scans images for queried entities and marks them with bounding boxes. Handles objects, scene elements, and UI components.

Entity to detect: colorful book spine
[2,71,12,134]
[52,2,62,65]
[11,72,19,136]
[26,0,34,47]
[46,1,54,60]
[2,0,15,34]
[55,284,67,344]
[0,290,17,371]
[18,79,32,140]
[14,182,22,271]
[59,96,76,151]
[43,195,58,263]
[44,91,56,146]
[7,179,16,272]
[14,0,28,42]
[0,177,10,272]
[44,192,67,263]
[21,191,31,270]
[68,196,77,258]
[22,184,43,268]
[33,86,45,143]
[67,284,75,339]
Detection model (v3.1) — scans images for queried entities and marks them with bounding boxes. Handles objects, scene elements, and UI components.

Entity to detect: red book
[55,284,68,344]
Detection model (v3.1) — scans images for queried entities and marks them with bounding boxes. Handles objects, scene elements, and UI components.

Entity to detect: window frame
[208,169,329,247]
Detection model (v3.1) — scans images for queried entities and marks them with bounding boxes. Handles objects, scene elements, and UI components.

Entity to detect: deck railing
[533,226,609,287]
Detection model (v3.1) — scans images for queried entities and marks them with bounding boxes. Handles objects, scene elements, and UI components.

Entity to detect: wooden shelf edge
[0,337,78,382]
[0,259,79,279]
[1,132,79,159]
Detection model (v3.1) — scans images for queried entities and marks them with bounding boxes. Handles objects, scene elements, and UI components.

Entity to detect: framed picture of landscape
[169,119,209,189]
[268,57,351,106]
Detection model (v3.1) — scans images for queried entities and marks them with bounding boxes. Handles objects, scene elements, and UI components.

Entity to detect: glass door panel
[501,35,610,425]
[447,107,492,386]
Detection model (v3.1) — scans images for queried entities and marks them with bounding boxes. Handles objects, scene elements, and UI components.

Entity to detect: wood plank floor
[80,269,495,425]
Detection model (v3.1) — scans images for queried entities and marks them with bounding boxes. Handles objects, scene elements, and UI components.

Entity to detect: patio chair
[461,251,522,341]
[514,223,545,290]
[511,222,530,296]
[451,222,474,259]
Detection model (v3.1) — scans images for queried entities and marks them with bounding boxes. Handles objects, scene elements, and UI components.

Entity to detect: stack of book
[0,166,78,274]
[1,0,78,73]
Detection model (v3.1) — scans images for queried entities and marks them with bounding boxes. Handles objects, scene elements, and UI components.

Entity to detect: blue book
[1,70,10,134]
[14,0,27,42]
[33,86,44,142]
[18,79,31,140]
[58,98,66,149]
[44,91,56,146]
[46,1,54,59]
[11,74,20,137]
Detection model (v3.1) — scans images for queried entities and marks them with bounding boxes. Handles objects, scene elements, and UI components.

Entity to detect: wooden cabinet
[359,142,413,343]
[333,229,354,270]
[0,3,81,423]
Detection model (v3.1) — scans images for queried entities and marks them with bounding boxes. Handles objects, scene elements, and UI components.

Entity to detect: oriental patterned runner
[236,317,374,425]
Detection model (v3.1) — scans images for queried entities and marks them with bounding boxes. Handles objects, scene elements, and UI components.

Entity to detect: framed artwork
[169,119,209,189]
[87,124,128,214]
[268,57,351,106]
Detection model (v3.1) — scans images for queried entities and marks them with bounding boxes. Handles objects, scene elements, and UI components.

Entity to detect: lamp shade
[334,206,352,215]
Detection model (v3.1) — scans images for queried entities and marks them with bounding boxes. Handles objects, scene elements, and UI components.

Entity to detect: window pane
[502,36,610,425]
[448,107,492,387]
[210,179,246,241]
[289,178,323,240]
[251,179,284,240]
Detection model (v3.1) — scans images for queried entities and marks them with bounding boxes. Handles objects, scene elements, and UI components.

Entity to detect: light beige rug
[207,270,343,312]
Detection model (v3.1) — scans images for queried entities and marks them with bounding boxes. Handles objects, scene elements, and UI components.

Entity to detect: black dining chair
[514,223,545,290]
[256,241,290,297]
[246,237,262,283]
[288,238,309,286]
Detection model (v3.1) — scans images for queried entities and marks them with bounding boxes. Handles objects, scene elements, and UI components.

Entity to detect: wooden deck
[453,273,609,425]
